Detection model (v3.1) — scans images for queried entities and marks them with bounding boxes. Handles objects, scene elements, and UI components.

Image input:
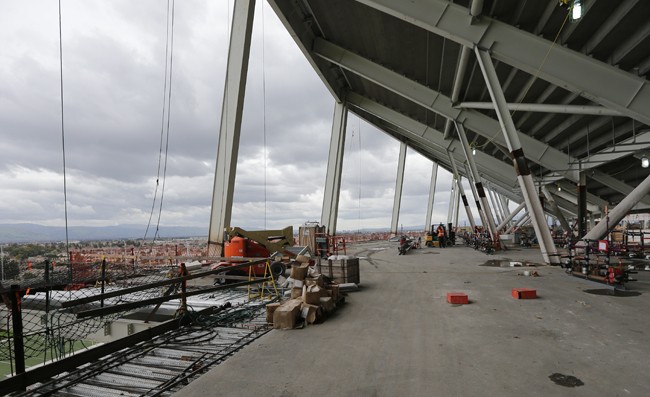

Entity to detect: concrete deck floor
[174,241,650,397]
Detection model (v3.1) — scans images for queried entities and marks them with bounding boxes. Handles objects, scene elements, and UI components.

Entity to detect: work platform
[174,241,650,396]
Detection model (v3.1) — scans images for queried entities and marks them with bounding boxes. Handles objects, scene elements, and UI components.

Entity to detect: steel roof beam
[458,102,622,116]
[354,0,650,126]
[345,92,519,191]
[312,38,578,182]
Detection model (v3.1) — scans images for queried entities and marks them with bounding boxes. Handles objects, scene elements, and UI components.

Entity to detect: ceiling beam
[312,38,579,182]
[353,0,650,126]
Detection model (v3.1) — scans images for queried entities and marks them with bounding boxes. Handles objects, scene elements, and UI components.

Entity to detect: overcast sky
[0,0,478,233]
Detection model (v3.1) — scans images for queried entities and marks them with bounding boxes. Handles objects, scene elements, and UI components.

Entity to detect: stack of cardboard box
[267,263,343,330]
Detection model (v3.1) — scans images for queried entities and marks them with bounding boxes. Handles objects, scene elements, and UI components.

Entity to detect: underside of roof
[269,0,650,215]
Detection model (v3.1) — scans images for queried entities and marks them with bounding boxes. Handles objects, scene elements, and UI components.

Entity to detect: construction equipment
[212,226,296,284]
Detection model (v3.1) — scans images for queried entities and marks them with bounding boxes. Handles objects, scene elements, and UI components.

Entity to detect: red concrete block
[447,292,469,304]
[512,288,537,299]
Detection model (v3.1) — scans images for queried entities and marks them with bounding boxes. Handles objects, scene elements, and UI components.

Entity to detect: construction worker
[437,224,446,248]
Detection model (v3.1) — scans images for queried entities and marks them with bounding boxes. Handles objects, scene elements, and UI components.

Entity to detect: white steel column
[390,141,408,236]
[453,182,461,227]
[455,122,498,240]
[424,162,439,232]
[448,153,476,230]
[506,214,530,234]
[497,202,526,231]
[321,101,349,235]
[464,163,488,229]
[475,48,559,264]
[208,0,256,256]
[581,174,650,243]
[446,180,455,224]
[541,186,572,234]
[488,184,505,225]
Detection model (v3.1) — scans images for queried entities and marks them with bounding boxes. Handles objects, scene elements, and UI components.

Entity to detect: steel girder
[312,38,577,181]
[345,92,518,189]
[208,0,256,255]
[313,38,650,204]
[321,101,348,235]
[353,0,650,126]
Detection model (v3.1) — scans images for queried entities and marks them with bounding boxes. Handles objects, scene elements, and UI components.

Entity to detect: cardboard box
[300,303,319,324]
[320,296,335,312]
[265,303,281,324]
[293,279,304,288]
[273,299,303,329]
[446,292,468,304]
[304,285,321,305]
[305,275,325,288]
[512,288,537,299]
[290,263,309,281]
[291,287,303,299]
[329,284,340,301]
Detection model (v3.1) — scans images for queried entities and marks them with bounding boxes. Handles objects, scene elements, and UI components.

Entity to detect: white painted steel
[354,0,650,126]
[391,141,408,235]
[475,48,559,264]
[321,101,349,235]
[208,0,256,256]
[425,162,439,231]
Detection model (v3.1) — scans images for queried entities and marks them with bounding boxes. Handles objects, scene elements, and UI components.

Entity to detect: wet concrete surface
[174,241,650,397]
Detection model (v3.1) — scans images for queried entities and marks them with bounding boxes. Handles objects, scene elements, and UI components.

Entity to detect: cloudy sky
[0,0,474,233]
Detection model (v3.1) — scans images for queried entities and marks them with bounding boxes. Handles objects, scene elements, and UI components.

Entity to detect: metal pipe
[425,162,439,231]
[497,202,526,231]
[474,47,559,264]
[463,162,488,230]
[457,102,623,116]
[506,214,530,235]
[10,285,25,379]
[61,259,268,308]
[470,0,484,18]
[542,186,572,234]
[76,278,270,319]
[391,141,408,235]
[443,46,473,139]
[581,173,650,243]
[448,152,476,230]
[455,122,498,241]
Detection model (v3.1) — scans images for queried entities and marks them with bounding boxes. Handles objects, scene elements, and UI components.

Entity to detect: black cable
[154,0,176,242]
[144,0,172,243]
[58,0,70,258]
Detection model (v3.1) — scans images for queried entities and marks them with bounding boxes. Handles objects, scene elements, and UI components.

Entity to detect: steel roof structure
[266,0,650,211]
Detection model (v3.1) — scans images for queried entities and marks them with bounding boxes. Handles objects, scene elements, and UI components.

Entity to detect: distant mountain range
[0,224,208,243]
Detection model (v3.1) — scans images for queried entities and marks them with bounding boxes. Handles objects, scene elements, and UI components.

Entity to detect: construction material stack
[267,257,346,330]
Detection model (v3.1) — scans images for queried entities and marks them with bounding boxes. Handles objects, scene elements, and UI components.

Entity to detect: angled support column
[455,122,498,240]
[577,171,588,238]
[390,141,408,236]
[475,48,558,264]
[453,181,461,227]
[506,213,530,235]
[497,202,526,231]
[424,162,439,231]
[208,0,256,256]
[541,186,572,234]
[447,180,455,224]
[499,195,510,219]
[464,163,488,229]
[448,152,476,230]
[487,185,504,225]
[581,174,650,243]
[321,101,349,235]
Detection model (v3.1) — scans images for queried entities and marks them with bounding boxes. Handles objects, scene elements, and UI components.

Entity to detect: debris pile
[266,259,347,330]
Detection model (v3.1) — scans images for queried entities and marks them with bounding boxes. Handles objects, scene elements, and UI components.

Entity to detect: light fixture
[572,0,583,21]
[557,184,562,192]
[642,155,649,169]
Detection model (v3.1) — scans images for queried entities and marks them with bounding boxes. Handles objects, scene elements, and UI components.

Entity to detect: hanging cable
[144,0,173,242]
[154,0,176,242]
[58,0,70,256]
[261,0,268,229]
